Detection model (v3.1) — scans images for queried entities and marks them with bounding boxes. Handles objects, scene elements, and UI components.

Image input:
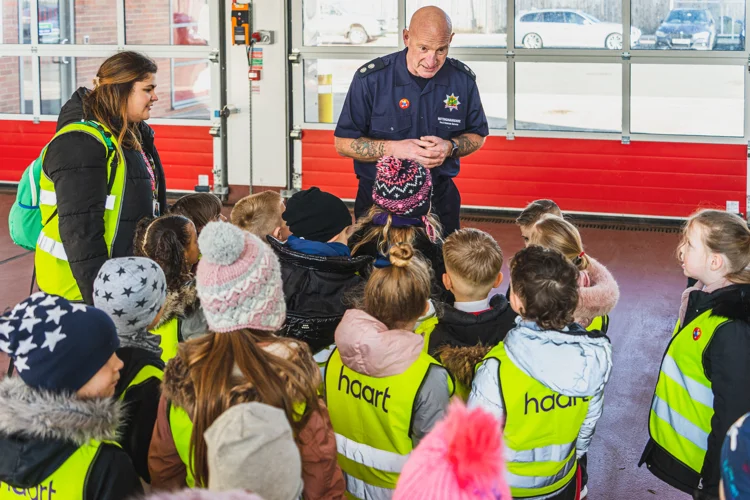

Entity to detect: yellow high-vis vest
[35,121,125,301]
[0,439,118,500]
[152,318,180,363]
[325,348,453,499]
[649,310,728,474]
[485,343,589,498]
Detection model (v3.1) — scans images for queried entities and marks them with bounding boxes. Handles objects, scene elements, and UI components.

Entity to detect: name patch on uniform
[2,480,58,499]
[338,366,391,413]
[443,93,460,112]
[437,116,462,127]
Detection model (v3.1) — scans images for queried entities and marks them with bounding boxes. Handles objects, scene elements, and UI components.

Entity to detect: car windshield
[666,10,708,24]
[580,12,601,23]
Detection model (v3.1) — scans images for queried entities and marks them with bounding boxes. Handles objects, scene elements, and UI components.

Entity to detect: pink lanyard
[140,149,156,194]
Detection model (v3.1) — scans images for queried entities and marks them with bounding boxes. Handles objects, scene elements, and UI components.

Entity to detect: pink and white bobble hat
[196,221,286,333]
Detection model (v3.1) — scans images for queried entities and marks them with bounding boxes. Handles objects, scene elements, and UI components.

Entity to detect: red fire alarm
[248,69,261,81]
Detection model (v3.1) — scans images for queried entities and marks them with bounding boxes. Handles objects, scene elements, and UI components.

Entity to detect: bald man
[334,7,489,236]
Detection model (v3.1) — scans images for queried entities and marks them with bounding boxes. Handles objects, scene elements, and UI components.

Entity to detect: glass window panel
[303,0,398,47]
[126,0,209,45]
[406,0,507,48]
[472,61,507,129]
[631,64,744,137]
[304,59,366,123]
[40,57,210,119]
[33,0,117,45]
[515,2,627,49]
[0,57,33,114]
[515,63,621,133]
[632,0,745,51]
[3,0,29,43]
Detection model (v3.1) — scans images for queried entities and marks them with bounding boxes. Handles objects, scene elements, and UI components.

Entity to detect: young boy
[94,256,168,483]
[469,245,612,500]
[230,190,290,241]
[0,293,143,500]
[268,187,373,369]
[516,199,563,246]
[419,228,517,399]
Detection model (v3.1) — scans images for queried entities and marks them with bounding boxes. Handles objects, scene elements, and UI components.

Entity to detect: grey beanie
[205,402,303,500]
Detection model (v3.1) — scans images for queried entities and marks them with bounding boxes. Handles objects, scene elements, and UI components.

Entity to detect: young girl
[349,157,445,284]
[168,193,225,235]
[640,209,750,500]
[0,293,143,500]
[148,221,345,499]
[528,214,619,331]
[324,242,454,499]
[134,214,205,359]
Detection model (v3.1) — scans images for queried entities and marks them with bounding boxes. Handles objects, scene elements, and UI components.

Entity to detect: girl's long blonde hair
[529,214,590,271]
[351,205,442,256]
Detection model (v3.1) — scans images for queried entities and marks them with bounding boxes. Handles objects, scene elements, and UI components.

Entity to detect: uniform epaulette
[356,57,387,78]
[449,58,476,81]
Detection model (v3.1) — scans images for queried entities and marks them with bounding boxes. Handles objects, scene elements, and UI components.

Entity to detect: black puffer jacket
[267,236,373,353]
[427,293,518,357]
[640,284,750,497]
[43,88,167,304]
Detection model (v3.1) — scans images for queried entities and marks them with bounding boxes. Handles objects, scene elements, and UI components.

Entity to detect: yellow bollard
[318,73,333,123]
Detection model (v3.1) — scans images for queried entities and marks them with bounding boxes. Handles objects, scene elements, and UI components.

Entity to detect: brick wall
[0,58,21,113]
[2,0,20,44]
[125,0,170,44]
[73,0,117,45]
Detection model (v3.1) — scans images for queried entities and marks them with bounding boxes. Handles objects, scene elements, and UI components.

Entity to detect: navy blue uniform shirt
[334,48,489,180]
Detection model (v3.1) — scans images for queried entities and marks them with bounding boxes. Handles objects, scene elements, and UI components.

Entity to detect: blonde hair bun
[389,242,414,268]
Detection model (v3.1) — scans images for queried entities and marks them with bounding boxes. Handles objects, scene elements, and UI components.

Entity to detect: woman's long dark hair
[83,51,157,150]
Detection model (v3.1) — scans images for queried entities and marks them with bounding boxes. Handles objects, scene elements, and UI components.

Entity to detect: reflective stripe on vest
[649,310,728,473]
[35,121,125,302]
[486,343,588,498]
[587,315,609,334]
[0,439,113,499]
[152,318,180,363]
[118,364,164,401]
[325,348,453,499]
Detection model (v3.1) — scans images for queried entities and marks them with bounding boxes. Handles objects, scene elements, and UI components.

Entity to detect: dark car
[654,9,717,50]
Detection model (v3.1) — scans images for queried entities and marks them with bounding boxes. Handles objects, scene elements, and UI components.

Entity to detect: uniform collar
[395,48,452,89]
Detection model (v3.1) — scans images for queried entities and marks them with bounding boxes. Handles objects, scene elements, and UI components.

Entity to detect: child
[470,245,612,500]
[421,228,517,400]
[720,413,750,500]
[516,199,563,246]
[204,402,304,500]
[231,190,289,241]
[324,242,454,498]
[94,256,168,483]
[0,293,143,500]
[148,222,345,499]
[134,214,206,359]
[640,210,750,500]
[529,214,619,331]
[169,193,225,235]
[269,187,373,365]
[394,401,512,500]
[349,156,445,285]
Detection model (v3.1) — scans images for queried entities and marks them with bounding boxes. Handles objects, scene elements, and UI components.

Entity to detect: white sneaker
[580,485,588,499]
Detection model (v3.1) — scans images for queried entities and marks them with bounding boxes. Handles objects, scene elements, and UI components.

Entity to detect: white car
[516,9,641,49]
[306,4,387,45]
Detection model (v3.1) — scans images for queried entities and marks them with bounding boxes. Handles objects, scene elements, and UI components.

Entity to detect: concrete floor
[0,193,690,499]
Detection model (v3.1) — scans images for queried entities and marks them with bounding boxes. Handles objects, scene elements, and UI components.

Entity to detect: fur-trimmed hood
[436,344,492,388]
[161,339,317,417]
[576,257,620,328]
[0,377,122,489]
[156,279,199,329]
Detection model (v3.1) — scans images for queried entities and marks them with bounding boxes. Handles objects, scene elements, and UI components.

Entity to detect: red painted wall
[302,130,747,218]
[0,120,212,191]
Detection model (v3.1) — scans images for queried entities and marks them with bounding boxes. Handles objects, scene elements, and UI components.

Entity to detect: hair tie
[92,76,101,89]
[422,216,436,242]
[578,251,585,258]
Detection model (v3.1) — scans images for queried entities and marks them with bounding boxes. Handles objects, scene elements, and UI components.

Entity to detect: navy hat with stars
[0,293,119,393]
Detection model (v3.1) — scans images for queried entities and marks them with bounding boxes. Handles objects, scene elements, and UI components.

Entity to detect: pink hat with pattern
[394,401,512,500]
[196,222,286,333]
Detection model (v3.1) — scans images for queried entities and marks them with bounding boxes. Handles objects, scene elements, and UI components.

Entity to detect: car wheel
[348,26,368,45]
[523,33,543,49]
[605,33,623,50]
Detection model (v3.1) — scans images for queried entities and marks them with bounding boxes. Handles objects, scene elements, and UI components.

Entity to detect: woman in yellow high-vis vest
[469,246,612,500]
[147,222,344,498]
[640,210,750,500]
[36,52,166,305]
[0,293,142,500]
[324,242,454,500]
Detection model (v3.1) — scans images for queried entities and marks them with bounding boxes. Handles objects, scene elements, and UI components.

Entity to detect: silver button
[368,63,375,69]
[390,127,394,131]
[360,67,367,73]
